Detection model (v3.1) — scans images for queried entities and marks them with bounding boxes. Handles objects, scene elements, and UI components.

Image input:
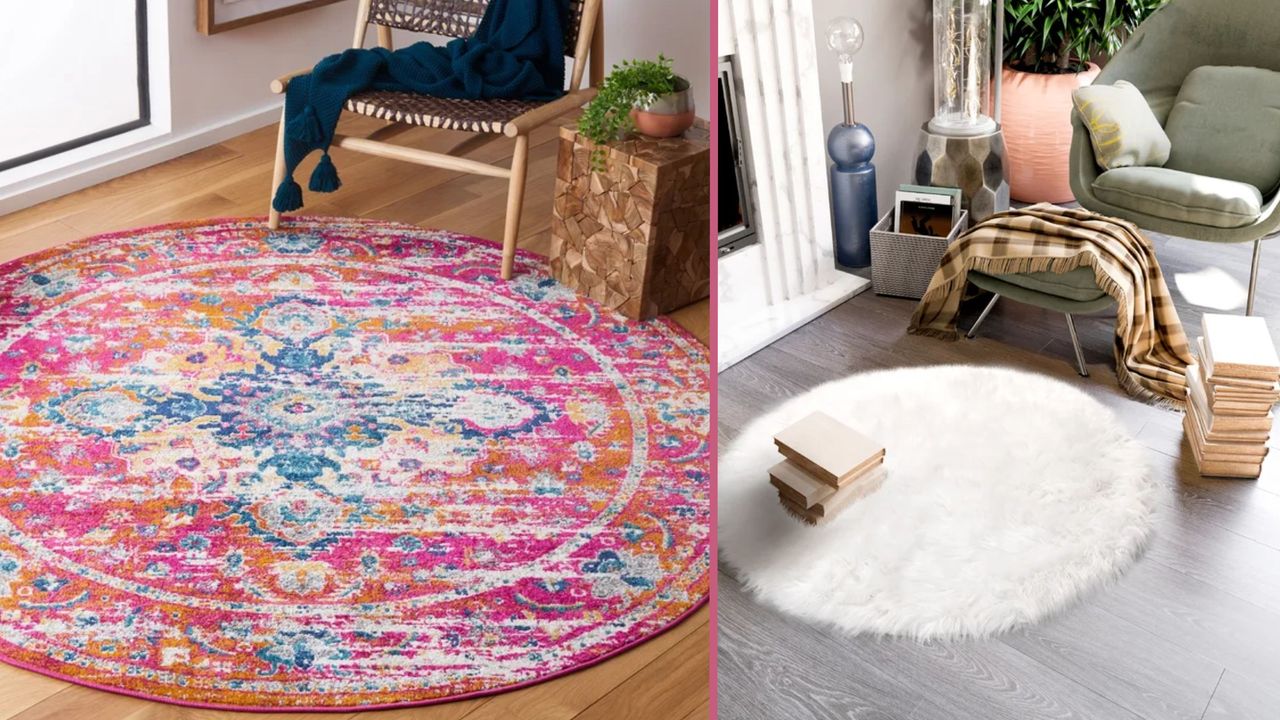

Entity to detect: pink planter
[630,108,696,138]
[1000,63,1101,203]
[629,77,696,139]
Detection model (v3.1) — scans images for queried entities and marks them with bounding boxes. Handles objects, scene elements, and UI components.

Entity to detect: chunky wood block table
[549,122,710,320]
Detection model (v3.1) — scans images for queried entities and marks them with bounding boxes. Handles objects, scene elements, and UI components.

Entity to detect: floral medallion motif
[0,218,709,710]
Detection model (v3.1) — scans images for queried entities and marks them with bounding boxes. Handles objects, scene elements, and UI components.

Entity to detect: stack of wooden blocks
[1184,313,1280,478]
[769,411,886,525]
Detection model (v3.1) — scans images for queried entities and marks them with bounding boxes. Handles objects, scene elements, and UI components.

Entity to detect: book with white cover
[1185,395,1269,461]
[1198,337,1280,392]
[1185,419,1264,477]
[769,459,836,509]
[1188,365,1274,434]
[773,411,884,487]
[778,466,888,524]
[1202,314,1280,382]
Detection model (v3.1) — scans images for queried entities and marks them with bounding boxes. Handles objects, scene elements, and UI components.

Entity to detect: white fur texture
[719,365,1156,640]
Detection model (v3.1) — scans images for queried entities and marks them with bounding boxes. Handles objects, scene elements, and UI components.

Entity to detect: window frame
[0,0,151,173]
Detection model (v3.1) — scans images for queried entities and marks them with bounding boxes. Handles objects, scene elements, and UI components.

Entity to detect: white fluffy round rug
[719,365,1156,640]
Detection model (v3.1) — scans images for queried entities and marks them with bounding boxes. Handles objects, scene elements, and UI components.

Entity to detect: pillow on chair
[1072,81,1171,170]
[1164,66,1280,195]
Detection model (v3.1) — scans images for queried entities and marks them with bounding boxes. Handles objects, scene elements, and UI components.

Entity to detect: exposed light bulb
[826,16,865,67]
[826,16,864,84]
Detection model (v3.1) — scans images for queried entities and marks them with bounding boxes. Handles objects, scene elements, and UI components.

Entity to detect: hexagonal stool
[913,124,1011,222]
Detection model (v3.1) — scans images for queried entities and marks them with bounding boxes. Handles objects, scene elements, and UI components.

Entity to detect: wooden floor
[718,231,1280,719]
[0,112,709,720]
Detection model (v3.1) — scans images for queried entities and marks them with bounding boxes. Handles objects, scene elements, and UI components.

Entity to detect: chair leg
[966,293,1001,339]
[1065,313,1089,377]
[1247,239,1262,316]
[500,134,530,280]
[267,107,287,230]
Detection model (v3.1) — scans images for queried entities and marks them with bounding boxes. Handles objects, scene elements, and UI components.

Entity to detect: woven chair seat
[345,91,545,134]
[369,0,586,56]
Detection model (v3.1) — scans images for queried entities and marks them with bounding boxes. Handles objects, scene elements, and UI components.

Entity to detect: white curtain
[724,0,836,305]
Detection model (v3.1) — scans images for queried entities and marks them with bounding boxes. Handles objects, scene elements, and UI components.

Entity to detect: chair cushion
[345,91,544,134]
[1072,81,1171,170]
[1163,66,1280,195]
[1092,167,1263,229]
[983,267,1107,303]
[970,270,1114,314]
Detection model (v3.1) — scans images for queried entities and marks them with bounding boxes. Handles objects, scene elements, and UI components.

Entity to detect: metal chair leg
[1247,239,1262,316]
[966,293,1001,339]
[1065,313,1089,377]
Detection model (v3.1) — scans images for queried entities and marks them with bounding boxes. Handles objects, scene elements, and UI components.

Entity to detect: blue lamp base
[828,122,877,268]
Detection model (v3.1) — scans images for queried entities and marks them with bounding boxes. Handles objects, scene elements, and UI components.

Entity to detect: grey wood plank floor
[717,231,1280,719]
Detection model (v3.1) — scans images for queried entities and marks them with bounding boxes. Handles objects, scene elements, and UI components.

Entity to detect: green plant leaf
[1003,0,1168,74]
[577,54,678,170]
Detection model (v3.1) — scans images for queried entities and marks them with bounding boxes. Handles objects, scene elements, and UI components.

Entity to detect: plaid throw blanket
[908,204,1194,406]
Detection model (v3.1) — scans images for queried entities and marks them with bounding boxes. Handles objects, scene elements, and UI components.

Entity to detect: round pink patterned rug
[0,218,709,710]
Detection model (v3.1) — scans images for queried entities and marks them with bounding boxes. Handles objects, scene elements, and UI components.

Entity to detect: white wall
[0,0,709,213]
[608,0,710,113]
[166,0,361,135]
[166,0,713,133]
[809,0,934,215]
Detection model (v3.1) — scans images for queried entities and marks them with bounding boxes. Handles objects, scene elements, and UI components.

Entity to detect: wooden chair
[267,0,604,279]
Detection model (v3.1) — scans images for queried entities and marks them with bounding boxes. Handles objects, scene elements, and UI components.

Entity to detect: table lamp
[825,16,876,268]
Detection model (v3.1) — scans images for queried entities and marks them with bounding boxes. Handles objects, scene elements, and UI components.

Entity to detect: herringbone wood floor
[0,112,709,720]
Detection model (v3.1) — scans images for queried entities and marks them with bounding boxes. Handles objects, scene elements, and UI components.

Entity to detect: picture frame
[197,0,347,35]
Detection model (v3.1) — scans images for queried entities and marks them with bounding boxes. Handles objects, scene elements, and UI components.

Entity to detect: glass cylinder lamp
[929,0,997,137]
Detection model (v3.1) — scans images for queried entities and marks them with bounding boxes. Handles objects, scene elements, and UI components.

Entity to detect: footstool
[965,267,1115,376]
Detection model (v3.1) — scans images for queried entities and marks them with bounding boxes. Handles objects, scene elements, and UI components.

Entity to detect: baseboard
[718,272,872,372]
[0,102,283,216]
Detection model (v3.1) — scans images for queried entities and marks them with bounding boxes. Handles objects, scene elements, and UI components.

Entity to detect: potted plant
[578,55,695,168]
[1001,0,1167,202]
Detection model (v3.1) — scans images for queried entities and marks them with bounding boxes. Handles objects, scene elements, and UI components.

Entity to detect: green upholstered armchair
[1068,0,1280,315]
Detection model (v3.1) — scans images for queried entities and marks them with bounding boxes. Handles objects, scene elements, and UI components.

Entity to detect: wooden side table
[548,122,710,320]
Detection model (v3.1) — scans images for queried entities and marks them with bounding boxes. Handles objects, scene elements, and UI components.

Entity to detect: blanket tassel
[272,178,304,213]
[309,152,342,193]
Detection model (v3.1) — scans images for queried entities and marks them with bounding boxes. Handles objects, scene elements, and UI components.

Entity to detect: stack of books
[1184,314,1280,478]
[768,411,886,525]
[894,184,962,237]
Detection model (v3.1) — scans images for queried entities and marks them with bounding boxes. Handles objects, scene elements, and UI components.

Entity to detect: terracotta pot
[1000,63,1101,203]
[630,75,696,138]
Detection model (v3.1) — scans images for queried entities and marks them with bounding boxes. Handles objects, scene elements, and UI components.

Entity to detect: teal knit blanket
[273,0,567,213]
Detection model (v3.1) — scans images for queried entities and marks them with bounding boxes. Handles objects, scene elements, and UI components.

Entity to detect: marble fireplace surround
[718,0,870,371]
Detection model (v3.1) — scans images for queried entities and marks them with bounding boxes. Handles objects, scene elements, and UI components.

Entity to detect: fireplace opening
[718,55,757,257]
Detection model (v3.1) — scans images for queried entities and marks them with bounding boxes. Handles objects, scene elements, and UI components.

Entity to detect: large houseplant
[1001,0,1167,202]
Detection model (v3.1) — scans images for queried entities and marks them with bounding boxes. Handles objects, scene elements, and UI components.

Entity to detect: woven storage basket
[869,209,969,299]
